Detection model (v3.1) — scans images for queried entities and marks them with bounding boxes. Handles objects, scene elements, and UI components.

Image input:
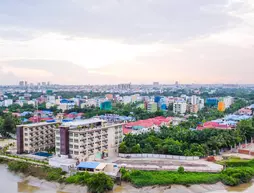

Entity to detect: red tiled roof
[197,121,232,130]
[123,116,173,134]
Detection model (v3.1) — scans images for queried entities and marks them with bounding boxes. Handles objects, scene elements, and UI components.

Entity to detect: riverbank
[1,163,254,193]
[18,176,247,193]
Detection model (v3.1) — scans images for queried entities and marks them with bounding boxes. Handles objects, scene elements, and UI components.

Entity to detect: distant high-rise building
[42,82,46,86]
[24,81,28,86]
[175,81,179,87]
[19,81,25,87]
[47,81,50,86]
[153,82,159,86]
[118,83,131,90]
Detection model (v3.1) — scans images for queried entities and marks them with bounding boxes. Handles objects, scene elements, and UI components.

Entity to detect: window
[25,138,28,141]
[74,139,79,143]
[56,148,60,152]
[25,133,28,136]
[74,145,79,149]
[74,134,79,137]
[74,151,79,155]
[56,137,60,141]
[56,143,60,146]
[25,143,28,146]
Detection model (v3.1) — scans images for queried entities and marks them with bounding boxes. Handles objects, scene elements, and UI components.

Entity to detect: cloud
[0,0,244,43]
[0,0,254,84]
[0,59,122,84]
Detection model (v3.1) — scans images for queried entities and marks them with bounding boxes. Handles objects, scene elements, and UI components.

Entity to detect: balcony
[102,132,107,135]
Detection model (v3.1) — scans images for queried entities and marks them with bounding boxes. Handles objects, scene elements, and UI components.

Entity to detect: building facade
[147,102,158,112]
[16,122,59,154]
[54,118,123,161]
[173,101,187,114]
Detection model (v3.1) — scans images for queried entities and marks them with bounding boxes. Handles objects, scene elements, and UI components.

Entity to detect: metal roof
[77,162,100,169]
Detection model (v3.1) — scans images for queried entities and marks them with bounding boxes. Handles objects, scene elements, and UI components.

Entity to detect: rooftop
[61,118,106,128]
[17,121,59,128]
[77,162,100,169]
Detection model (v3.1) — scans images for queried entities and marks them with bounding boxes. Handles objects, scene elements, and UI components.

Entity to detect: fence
[118,153,199,160]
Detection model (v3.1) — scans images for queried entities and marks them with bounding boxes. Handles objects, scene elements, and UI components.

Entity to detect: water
[0,164,254,193]
[0,165,66,193]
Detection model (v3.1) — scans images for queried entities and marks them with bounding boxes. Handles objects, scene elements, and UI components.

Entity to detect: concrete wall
[118,153,199,160]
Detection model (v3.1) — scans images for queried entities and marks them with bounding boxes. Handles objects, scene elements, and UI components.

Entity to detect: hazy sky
[0,0,254,85]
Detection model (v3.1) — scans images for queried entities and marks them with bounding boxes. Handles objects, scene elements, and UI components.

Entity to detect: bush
[8,161,29,173]
[178,166,185,174]
[221,167,254,186]
[87,173,114,193]
[65,172,91,185]
[221,175,240,186]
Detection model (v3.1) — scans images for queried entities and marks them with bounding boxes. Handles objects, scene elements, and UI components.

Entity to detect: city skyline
[1,0,254,85]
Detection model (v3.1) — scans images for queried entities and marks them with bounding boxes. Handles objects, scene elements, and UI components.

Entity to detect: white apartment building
[57,99,75,112]
[173,101,187,114]
[3,99,13,107]
[223,96,234,109]
[47,96,56,104]
[190,95,198,105]
[17,122,59,154]
[27,100,36,107]
[198,98,205,110]
[54,118,123,161]
[123,96,132,104]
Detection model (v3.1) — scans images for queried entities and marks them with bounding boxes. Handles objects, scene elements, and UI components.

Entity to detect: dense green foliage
[65,172,114,193]
[121,158,254,187]
[120,115,254,156]
[218,158,254,168]
[6,159,114,193]
[221,167,254,186]
[7,160,65,182]
[0,113,21,137]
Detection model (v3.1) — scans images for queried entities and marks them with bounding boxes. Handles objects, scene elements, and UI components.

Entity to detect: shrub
[221,167,254,186]
[178,166,185,174]
[221,175,240,186]
[87,173,114,193]
[8,161,29,173]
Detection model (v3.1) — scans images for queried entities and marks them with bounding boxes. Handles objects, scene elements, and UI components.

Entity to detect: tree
[131,144,142,153]
[87,173,114,193]
[119,142,128,153]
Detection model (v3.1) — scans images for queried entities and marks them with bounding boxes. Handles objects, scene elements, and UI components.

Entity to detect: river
[1,164,254,193]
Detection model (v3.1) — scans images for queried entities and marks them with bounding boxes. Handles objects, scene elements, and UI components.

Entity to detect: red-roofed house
[197,121,232,130]
[123,116,173,134]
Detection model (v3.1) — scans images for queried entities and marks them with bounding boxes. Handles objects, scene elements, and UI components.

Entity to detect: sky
[0,0,254,85]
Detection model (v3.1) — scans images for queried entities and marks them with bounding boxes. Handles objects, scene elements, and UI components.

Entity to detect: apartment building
[147,102,158,112]
[54,118,123,161]
[187,104,199,114]
[173,101,187,114]
[17,122,59,154]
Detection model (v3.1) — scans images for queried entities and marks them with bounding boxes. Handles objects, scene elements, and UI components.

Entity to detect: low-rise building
[16,122,59,154]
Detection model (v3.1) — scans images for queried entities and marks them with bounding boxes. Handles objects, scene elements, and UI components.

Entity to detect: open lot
[114,158,223,173]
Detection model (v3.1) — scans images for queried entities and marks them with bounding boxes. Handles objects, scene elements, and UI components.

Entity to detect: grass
[128,170,221,187]
[0,154,48,165]
[121,159,254,188]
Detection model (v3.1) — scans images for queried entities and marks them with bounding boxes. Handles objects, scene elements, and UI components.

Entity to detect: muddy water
[1,164,254,193]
